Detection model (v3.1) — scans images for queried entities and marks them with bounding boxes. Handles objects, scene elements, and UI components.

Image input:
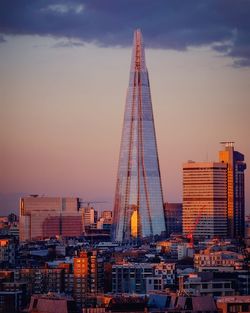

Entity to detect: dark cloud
[0,0,250,66]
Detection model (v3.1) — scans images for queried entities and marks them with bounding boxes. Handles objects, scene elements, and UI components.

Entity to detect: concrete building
[112,262,176,294]
[164,203,182,237]
[177,243,194,260]
[19,195,83,241]
[183,273,235,297]
[183,161,228,239]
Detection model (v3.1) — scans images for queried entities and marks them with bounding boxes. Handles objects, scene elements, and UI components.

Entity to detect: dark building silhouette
[164,203,182,237]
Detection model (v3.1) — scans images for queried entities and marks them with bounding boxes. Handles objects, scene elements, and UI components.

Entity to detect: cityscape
[1,2,250,313]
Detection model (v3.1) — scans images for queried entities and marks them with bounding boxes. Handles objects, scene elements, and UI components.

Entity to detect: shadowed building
[28,293,77,313]
[164,203,182,237]
[112,30,165,243]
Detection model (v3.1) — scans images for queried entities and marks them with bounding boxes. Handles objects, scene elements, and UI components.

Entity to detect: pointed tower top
[130,29,146,72]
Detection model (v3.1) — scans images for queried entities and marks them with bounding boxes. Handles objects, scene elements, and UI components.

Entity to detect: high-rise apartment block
[113,29,165,242]
[73,251,104,307]
[183,162,228,239]
[19,196,83,241]
[183,143,246,240]
[219,142,246,239]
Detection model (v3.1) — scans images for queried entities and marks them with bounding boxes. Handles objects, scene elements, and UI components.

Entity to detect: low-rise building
[194,250,244,271]
[112,262,176,294]
[28,293,77,313]
[183,273,234,297]
[216,296,250,313]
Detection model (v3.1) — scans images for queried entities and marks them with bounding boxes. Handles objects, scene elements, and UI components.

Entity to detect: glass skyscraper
[112,30,166,242]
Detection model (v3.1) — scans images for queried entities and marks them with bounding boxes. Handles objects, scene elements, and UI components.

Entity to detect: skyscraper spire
[130,29,146,72]
[112,30,166,243]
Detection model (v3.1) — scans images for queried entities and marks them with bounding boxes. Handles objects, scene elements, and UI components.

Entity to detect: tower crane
[186,206,206,248]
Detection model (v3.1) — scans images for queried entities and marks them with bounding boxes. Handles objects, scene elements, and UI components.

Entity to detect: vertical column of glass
[112,30,166,242]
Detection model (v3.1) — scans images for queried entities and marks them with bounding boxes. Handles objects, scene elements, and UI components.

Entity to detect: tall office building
[20,195,83,241]
[183,162,228,239]
[112,30,166,242]
[219,142,246,239]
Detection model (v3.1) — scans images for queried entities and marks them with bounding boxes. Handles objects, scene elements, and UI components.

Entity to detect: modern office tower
[164,203,182,237]
[19,195,83,241]
[112,29,166,242]
[183,162,228,239]
[73,250,104,307]
[219,142,247,239]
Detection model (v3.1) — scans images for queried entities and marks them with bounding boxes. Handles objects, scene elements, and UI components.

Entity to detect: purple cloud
[0,0,250,66]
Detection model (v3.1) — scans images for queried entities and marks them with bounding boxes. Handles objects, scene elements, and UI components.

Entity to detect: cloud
[0,0,250,66]
[52,38,85,48]
[0,34,6,43]
[44,3,84,14]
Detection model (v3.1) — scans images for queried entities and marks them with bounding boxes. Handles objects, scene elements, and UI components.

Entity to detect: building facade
[73,251,104,307]
[219,142,247,239]
[112,262,176,294]
[19,196,83,241]
[112,29,166,242]
[0,239,15,267]
[183,162,228,239]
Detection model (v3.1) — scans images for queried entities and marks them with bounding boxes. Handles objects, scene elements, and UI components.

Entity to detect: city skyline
[1,1,250,215]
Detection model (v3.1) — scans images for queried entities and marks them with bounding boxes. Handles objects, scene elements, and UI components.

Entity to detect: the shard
[112,30,166,242]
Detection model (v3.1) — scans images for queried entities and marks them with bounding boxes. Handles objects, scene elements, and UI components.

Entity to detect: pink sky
[1,35,250,215]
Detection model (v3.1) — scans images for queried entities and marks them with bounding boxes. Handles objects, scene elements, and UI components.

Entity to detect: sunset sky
[1,1,250,215]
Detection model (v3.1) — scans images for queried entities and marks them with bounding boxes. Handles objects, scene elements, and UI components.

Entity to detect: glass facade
[112,30,166,242]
